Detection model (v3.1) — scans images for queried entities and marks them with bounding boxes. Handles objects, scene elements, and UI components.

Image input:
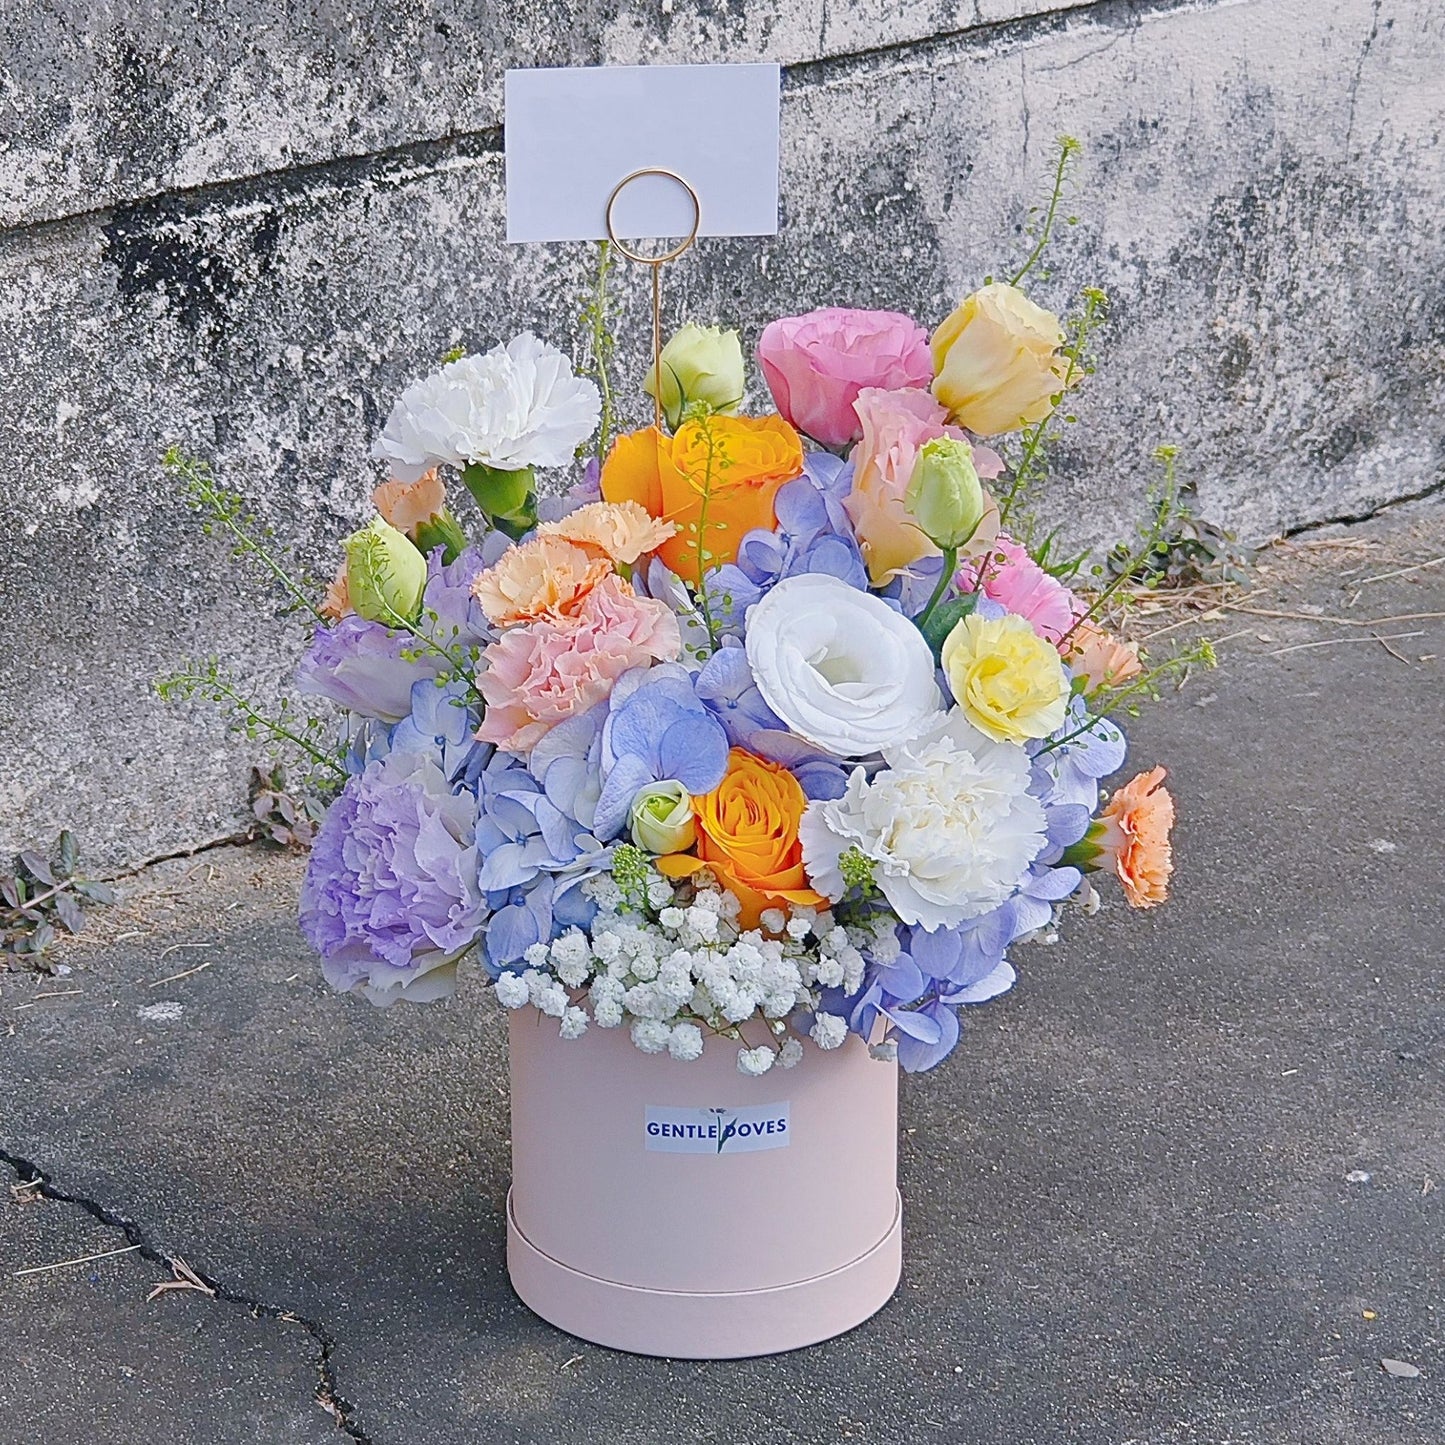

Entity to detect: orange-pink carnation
[471,535,612,627]
[373,470,445,538]
[1065,619,1143,691]
[1098,766,1175,909]
[537,500,677,566]
[475,574,682,755]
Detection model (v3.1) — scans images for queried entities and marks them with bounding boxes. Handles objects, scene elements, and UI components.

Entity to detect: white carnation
[593,996,624,1028]
[372,332,600,481]
[800,708,1046,930]
[559,1006,589,1040]
[745,574,943,758]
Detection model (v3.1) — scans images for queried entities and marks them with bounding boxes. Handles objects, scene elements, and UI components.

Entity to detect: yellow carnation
[941,612,1069,744]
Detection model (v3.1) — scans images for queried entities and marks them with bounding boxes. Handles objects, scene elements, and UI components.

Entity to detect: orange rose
[656,748,826,929]
[600,416,804,585]
[1098,766,1175,908]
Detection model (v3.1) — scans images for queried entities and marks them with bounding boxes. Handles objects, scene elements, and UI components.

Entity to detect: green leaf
[57,830,78,878]
[917,592,979,658]
[18,851,51,886]
[54,892,86,935]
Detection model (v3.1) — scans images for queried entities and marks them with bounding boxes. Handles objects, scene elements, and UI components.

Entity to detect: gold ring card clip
[604,168,702,432]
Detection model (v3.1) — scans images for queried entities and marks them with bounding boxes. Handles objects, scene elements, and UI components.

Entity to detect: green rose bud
[344,517,427,626]
[904,437,986,549]
[629,781,696,855]
[642,324,746,430]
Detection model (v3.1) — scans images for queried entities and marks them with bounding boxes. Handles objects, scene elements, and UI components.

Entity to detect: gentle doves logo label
[645,1103,791,1154]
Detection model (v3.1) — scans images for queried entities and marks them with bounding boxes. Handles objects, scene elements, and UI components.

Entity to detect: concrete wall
[2,0,1441,870]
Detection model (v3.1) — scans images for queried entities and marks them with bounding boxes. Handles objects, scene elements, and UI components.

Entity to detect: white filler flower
[745,574,943,758]
[800,709,1046,929]
[372,333,600,481]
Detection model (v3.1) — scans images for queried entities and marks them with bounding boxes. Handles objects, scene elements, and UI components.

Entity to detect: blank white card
[504,64,781,244]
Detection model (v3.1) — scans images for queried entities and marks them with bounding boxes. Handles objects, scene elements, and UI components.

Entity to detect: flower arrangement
[166,148,1199,1078]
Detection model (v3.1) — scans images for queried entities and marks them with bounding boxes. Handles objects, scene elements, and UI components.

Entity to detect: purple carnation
[299,751,484,1006]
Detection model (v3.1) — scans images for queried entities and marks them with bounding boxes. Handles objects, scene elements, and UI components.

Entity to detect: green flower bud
[413,508,469,564]
[904,437,986,549]
[462,462,537,538]
[344,517,427,626]
[629,781,696,856]
[643,324,746,430]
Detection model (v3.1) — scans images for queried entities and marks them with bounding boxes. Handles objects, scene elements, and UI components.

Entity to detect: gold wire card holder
[604,167,702,432]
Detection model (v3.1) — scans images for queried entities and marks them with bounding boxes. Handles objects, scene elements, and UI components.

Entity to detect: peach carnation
[475,573,682,754]
[320,563,352,622]
[538,500,677,566]
[1065,619,1143,691]
[1098,766,1175,908]
[470,536,612,628]
[373,470,446,538]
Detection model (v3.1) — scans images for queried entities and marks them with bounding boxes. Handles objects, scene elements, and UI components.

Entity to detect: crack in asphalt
[0,1146,371,1443]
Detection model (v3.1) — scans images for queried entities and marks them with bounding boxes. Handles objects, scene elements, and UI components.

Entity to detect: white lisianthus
[744,574,943,759]
[372,333,600,481]
[800,709,1047,929]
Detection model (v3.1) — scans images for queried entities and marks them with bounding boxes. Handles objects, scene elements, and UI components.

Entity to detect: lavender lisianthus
[297,615,439,723]
[300,751,485,1006]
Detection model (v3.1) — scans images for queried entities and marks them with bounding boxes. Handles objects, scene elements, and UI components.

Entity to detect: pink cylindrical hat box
[506,1010,902,1358]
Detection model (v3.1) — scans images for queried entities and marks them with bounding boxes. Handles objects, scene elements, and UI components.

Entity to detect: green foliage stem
[164,446,325,623]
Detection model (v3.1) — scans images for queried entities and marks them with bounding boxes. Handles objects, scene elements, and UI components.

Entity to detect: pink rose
[756,308,932,448]
[475,574,681,755]
[844,388,959,583]
[844,388,1005,585]
[966,535,1084,644]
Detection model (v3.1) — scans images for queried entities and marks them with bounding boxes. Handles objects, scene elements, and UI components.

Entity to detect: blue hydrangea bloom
[474,744,611,971]
[693,645,851,800]
[703,459,868,633]
[594,665,729,838]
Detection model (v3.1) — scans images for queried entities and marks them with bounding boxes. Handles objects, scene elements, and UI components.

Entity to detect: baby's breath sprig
[164,446,325,623]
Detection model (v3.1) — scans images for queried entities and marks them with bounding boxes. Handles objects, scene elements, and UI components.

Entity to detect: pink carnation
[475,574,681,755]
[968,535,1084,644]
[756,308,933,449]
